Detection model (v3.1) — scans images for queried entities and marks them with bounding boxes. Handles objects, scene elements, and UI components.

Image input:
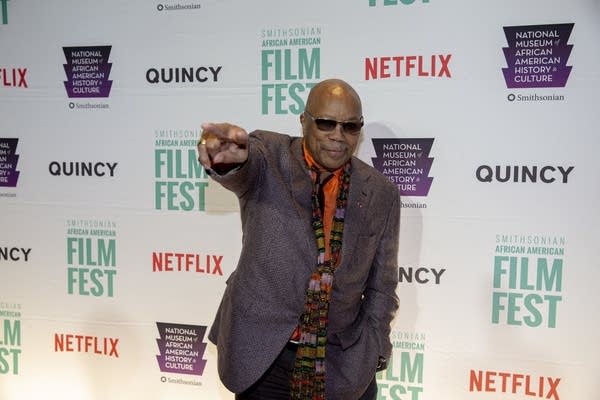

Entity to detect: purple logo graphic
[371,138,434,196]
[502,23,574,88]
[156,322,207,376]
[0,138,20,187]
[63,46,113,98]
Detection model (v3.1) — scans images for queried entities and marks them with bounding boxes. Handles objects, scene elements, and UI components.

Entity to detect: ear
[299,112,307,135]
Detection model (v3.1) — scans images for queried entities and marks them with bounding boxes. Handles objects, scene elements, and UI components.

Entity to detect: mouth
[323,147,345,158]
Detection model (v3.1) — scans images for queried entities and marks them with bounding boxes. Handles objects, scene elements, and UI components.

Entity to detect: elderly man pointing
[198,78,400,400]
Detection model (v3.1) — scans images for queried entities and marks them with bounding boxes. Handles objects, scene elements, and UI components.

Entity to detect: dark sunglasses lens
[315,119,337,131]
[342,122,362,133]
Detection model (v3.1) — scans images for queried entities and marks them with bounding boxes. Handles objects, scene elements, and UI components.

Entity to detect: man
[197,79,400,400]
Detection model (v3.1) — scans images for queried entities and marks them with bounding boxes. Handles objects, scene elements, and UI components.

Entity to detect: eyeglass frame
[304,110,364,135]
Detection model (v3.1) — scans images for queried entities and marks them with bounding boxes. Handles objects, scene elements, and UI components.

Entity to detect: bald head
[305,79,362,115]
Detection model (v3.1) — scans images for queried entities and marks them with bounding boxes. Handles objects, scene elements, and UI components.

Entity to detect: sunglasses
[304,110,364,135]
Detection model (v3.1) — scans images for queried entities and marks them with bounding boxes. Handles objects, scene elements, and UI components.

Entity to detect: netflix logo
[365,54,452,80]
[152,251,224,275]
[469,369,560,399]
[1,68,28,88]
[54,333,119,358]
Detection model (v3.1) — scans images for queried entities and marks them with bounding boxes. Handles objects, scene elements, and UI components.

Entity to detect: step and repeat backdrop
[1,0,599,399]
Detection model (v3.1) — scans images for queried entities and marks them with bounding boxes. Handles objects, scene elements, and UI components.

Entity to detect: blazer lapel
[339,159,370,270]
[289,138,319,268]
[289,137,312,211]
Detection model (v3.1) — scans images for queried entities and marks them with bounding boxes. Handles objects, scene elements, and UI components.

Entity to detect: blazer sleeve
[206,132,265,199]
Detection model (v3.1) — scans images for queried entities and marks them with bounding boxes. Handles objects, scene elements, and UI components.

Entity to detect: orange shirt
[302,141,345,261]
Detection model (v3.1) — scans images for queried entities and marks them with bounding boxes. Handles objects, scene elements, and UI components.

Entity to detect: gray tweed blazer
[208,130,400,399]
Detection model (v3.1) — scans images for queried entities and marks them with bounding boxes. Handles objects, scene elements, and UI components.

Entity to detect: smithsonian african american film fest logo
[156,322,208,386]
[492,233,564,329]
[65,219,118,298]
[377,330,425,399]
[154,129,209,212]
[502,23,574,103]
[63,45,113,110]
[260,25,321,115]
[0,302,21,376]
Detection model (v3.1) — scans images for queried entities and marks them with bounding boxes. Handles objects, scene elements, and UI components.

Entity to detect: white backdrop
[1,1,599,399]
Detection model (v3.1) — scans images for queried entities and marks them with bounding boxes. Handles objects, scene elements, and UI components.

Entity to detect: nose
[328,124,345,141]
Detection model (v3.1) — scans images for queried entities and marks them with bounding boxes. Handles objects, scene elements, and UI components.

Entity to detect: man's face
[300,86,362,171]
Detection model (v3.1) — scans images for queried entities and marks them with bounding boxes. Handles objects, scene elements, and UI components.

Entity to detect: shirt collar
[302,139,345,180]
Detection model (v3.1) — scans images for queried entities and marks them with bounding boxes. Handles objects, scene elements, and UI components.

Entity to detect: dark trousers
[235,342,377,400]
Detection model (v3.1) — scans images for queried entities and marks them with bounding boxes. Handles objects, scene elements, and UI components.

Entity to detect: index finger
[201,122,248,146]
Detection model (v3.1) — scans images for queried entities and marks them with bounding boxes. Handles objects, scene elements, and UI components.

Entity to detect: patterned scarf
[291,160,352,400]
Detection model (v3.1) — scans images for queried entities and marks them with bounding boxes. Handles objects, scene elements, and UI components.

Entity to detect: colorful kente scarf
[290,159,352,400]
